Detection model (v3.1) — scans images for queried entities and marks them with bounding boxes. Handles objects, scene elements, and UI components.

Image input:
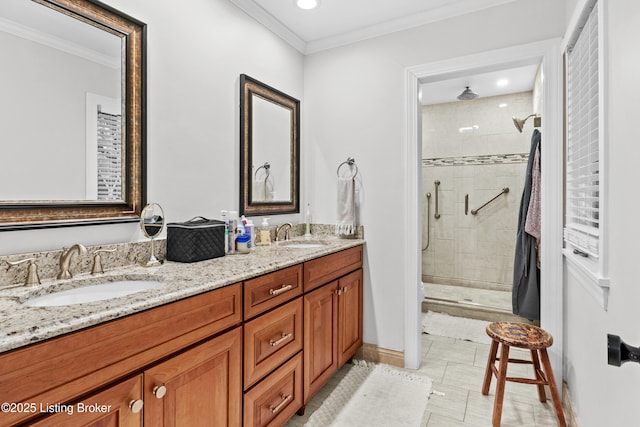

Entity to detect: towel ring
[337,157,358,178]
[254,162,270,180]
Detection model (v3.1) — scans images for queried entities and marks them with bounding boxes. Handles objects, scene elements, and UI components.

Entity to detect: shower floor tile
[424,282,512,312]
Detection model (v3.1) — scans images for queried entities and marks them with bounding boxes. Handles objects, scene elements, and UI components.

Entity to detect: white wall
[0,0,304,255]
[303,0,565,354]
[563,1,640,425]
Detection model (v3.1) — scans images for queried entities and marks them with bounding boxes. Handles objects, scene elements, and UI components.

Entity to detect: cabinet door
[28,375,143,427]
[144,327,242,427]
[303,281,339,404]
[338,269,363,366]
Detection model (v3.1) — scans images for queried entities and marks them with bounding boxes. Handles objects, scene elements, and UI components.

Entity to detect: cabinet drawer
[304,245,363,292]
[244,298,303,389]
[244,264,303,319]
[244,353,303,427]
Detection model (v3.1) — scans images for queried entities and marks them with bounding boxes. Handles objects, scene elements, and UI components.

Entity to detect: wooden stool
[482,322,566,427]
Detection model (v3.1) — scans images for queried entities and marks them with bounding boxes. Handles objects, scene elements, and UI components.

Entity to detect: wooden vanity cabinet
[28,375,143,427]
[243,266,305,427]
[0,283,242,426]
[302,246,363,406]
[144,327,242,426]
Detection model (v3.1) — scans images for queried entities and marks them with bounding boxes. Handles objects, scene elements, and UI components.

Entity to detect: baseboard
[563,381,579,427]
[356,343,404,368]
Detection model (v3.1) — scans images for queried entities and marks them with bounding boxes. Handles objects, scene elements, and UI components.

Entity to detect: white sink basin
[24,280,162,307]
[280,242,327,249]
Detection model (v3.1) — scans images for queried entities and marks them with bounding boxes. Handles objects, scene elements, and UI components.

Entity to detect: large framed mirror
[0,0,146,230]
[240,74,299,216]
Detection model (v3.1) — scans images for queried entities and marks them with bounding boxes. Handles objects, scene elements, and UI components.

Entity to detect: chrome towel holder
[254,162,270,179]
[337,157,358,178]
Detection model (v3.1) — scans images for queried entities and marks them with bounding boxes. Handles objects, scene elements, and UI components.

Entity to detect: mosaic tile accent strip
[423,153,529,167]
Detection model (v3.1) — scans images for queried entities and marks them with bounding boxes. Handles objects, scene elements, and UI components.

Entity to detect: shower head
[457,86,478,101]
[512,114,541,133]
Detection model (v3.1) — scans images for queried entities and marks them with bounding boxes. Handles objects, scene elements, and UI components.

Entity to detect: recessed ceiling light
[499,103,508,108]
[496,79,509,87]
[297,0,319,10]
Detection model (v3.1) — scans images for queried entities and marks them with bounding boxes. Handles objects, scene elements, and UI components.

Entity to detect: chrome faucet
[57,244,87,279]
[275,223,293,242]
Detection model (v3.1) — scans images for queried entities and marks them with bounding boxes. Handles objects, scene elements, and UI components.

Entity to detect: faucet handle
[91,248,117,275]
[7,258,41,286]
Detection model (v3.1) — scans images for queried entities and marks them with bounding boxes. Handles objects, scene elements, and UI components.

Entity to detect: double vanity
[0,1,361,425]
[0,237,364,426]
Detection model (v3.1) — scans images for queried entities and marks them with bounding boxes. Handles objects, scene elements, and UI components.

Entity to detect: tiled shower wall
[421,91,534,290]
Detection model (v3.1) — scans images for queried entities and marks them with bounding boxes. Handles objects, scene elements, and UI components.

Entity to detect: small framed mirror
[140,203,164,267]
[240,74,300,216]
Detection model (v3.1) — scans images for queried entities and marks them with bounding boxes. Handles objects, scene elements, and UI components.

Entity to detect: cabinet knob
[129,399,144,413]
[153,385,167,399]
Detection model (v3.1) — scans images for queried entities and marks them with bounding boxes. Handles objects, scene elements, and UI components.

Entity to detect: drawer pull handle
[270,332,292,347]
[129,399,144,414]
[270,394,293,414]
[269,284,293,296]
[153,385,167,399]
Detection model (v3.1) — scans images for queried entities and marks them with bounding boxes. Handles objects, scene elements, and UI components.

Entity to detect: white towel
[336,176,356,235]
[253,178,273,201]
[253,179,266,201]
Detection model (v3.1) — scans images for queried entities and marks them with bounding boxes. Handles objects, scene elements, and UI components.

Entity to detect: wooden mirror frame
[240,74,300,216]
[0,0,146,230]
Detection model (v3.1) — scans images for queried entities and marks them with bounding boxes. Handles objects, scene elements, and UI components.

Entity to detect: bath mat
[422,311,491,344]
[303,360,432,427]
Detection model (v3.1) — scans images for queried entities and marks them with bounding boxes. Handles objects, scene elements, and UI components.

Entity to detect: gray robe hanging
[512,129,540,320]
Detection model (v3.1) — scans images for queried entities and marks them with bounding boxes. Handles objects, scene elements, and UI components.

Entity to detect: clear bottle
[228,211,238,254]
[245,219,255,250]
[260,218,271,245]
[305,203,312,238]
[221,210,229,254]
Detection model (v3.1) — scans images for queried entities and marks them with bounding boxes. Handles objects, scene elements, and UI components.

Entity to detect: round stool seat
[486,322,553,350]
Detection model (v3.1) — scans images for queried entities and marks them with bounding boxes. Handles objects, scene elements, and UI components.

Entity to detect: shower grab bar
[465,194,469,215]
[470,187,509,215]
[434,180,441,219]
[422,192,431,251]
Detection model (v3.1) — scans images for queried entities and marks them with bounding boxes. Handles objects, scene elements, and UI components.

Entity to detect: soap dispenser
[259,218,271,245]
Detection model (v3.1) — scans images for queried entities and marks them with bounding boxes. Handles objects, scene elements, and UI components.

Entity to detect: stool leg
[492,343,510,427]
[483,339,499,395]
[539,348,567,427]
[530,349,547,403]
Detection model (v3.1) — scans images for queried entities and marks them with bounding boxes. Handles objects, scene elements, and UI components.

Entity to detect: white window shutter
[565,1,600,258]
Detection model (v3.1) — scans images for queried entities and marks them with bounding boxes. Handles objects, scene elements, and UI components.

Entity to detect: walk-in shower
[421,91,536,321]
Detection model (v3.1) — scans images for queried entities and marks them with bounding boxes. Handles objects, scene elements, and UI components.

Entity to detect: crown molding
[230,0,517,55]
[0,17,120,69]
[228,0,306,53]
[306,0,517,54]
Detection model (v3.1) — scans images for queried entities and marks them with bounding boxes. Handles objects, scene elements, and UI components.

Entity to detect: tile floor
[420,333,561,426]
[286,332,562,427]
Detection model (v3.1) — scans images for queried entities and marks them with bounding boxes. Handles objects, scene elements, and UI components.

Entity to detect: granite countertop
[0,237,364,354]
